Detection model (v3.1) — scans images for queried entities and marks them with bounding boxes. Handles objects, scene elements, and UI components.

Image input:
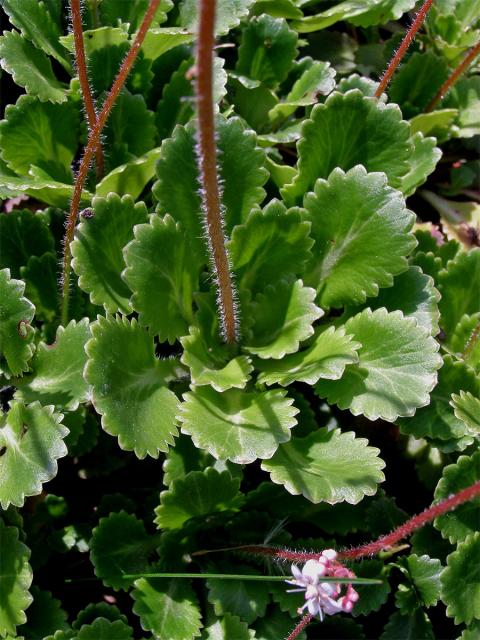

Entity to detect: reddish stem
[426,42,480,112]
[196,0,238,343]
[230,480,480,562]
[70,0,104,178]
[286,613,313,640]
[60,0,160,325]
[375,0,434,98]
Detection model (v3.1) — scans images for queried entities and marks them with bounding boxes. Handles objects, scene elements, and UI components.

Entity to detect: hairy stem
[60,0,160,325]
[374,0,434,98]
[196,0,238,344]
[230,480,480,562]
[462,321,480,359]
[286,613,313,640]
[70,0,104,178]
[426,42,480,112]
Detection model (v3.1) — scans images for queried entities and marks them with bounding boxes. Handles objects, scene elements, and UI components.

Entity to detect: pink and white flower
[285,549,359,621]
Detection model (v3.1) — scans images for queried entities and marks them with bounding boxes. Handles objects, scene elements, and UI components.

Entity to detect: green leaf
[269,59,336,122]
[72,193,148,314]
[281,91,412,205]
[179,0,254,35]
[203,613,255,640]
[257,325,360,387]
[73,603,128,629]
[14,319,90,411]
[0,95,79,183]
[434,452,480,543]
[254,609,305,639]
[302,166,416,308]
[451,391,480,433]
[152,117,268,255]
[0,209,53,277]
[292,0,416,32]
[361,265,440,335]
[1,0,71,71]
[103,92,156,172]
[0,401,68,509]
[85,315,179,459]
[0,520,32,637]
[91,512,153,590]
[21,253,58,322]
[0,31,66,103]
[315,308,441,422]
[410,109,458,141]
[229,200,313,294]
[59,27,129,57]
[459,621,480,640]
[181,294,253,392]
[441,532,480,624]
[100,0,172,31]
[154,468,243,530]
[140,27,193,62]
[398,355,480,441]
[236,16,297,88]
[351,560,390,617]
[261,428,385,504]
[399,133,442,198]
[0,269,35,377]
[95,148,162,199]
[380,609,434,640]
[394,555,442,612]
[244,280,322,359]
[179,387,298,464]
[132,577,202,640]
[447,313,480,373]
[444,77,480,138]
[206,571,270,624]
[162,435,212,487]
[438,248,480,337]
[123,214,203,343]
[76,618,134,640]
[18,587,68,639]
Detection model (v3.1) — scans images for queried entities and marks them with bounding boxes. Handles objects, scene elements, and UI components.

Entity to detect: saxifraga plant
[1,0,480,638]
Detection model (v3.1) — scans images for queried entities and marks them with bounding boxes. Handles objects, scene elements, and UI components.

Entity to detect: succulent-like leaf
[315,308,441,422]
[0,269,35,377]
[76,618,134,640]
[180,0,254,35]
[0,209,54,277]
[441,532,480,624]
[1,0,71,70]
[398,355,480,441]
[229,200,313,294]
[261,428,385,504]
[380,609,434,640]
[204,613,255,640]
[394,554,442,612]
[85,315,179,458]
[152,117,268,256]
[438,248,480,337]
[257,324,360,386]
[179,387,298,464]
[281,91,412,204]
[72,194,148,314]
[18,587,68,639]
[236,15,297,88]
[90,512,153,590]
[207,572,270,624]
[0,95,79,183]
[15,319,90,411]
[302,166,416,308]
[132,577,202,640]
[0,401,68,509]
[399,133,442,197]
[451,391,480,433]
[181,294,252,392]
[154,468,243,530]
[243,280,322,359]
[363,265,440,335]
[0,519,32,637]
[123,214,202,343]
[0,31,66,103]
[434,452,480,543]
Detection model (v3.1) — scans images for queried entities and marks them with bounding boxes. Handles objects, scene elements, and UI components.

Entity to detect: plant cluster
[0,0,479,638]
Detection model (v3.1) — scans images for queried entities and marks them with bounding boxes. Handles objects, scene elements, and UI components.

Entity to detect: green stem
[196,0,238,343]
[60,0,160,325]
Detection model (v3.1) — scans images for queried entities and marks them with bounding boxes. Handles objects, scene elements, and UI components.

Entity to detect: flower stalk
[196,0,238,344]
[426,41,480,112]
[374,0,434,98]
[60,0,160,325]
[70,0,104,178]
